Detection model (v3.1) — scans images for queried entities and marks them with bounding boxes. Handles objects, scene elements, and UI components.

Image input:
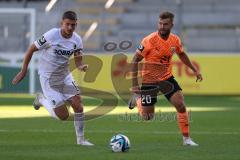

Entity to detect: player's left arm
[177,51,203,82]
[74,50,88,72]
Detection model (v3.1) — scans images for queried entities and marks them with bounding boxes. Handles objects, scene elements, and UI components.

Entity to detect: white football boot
[183,137,199,146]
[77,137,94,146]
[128,93,139,110]
[33,93,44,110]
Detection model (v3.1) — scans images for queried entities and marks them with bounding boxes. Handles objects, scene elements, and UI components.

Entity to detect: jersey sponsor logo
[54,49,74,56]
[137,44,144,52]
[51,100,56,105]
[37,36,47,46]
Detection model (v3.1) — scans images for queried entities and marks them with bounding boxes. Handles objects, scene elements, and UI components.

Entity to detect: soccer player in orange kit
[129,11,203,146]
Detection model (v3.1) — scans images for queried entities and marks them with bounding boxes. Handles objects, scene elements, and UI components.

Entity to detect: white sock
[39,97,58,119]
[74,112,84,141]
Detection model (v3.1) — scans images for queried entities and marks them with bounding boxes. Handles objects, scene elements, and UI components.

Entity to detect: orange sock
[177,112,189,137]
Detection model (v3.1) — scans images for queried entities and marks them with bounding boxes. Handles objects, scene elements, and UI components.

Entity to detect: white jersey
[34,28,83,80]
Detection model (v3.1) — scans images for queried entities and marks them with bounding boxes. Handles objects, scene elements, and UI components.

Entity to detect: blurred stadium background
[0,0,240,160]
[0,0,240,94]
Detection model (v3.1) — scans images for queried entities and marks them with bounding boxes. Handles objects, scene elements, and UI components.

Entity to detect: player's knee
[70,96,83,113]
[140,111,154,121]
[137,98,155,120]
[57,112,69,121]
[142,113,154,121]
[72,104,83,113]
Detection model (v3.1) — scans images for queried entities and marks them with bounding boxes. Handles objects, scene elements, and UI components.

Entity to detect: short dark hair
[159,11,174,21]
[62,11,77,21]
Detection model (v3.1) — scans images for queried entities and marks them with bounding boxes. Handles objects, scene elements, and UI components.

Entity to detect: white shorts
[39,74,80,108]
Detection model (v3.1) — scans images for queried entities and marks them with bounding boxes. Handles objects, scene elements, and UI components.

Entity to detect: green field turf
[0,95,240,160]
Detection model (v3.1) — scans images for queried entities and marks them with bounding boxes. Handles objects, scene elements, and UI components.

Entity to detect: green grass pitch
[0,95,240,160]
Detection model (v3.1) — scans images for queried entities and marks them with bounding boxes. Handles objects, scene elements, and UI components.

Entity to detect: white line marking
[0,129,238,135]
[0,106,237,119]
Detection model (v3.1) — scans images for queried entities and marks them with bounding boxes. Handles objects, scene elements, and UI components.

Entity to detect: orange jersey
[137,31,184,83]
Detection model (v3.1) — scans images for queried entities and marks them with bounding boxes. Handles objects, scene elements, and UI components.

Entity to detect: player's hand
[195,71,203,82]
[78,64,88,72]
[12,69,27,85]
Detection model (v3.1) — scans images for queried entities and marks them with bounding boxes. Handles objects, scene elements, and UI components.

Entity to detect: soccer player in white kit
[12,11,94,146]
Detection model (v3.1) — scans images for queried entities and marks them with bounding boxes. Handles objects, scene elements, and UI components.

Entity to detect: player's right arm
[131,37,151,93]
[131,53,144,93]
[12,44,38,85]
[12,28,55,85]
[131,38,150,93]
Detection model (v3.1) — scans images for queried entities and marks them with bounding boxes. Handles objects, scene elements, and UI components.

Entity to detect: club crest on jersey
[137,44,144,52]
[51,100,56,105]
[37,36,47,46]
[170,47,176,54]
[73,44,77,49]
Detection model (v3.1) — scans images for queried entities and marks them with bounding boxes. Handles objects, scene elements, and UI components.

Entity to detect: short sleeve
[175,36,184,54]
[34,28,55,50]
[77,36,83,50]
[73,34,83,55]
[136,38,151,57]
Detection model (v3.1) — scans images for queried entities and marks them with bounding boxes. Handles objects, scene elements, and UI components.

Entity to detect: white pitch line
[0,129,238,135]
[0,106,237,119]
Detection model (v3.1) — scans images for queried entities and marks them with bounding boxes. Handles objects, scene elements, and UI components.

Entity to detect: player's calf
[170,90,186,113]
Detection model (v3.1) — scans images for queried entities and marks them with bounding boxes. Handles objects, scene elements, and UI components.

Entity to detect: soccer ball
[109,134,130,152]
